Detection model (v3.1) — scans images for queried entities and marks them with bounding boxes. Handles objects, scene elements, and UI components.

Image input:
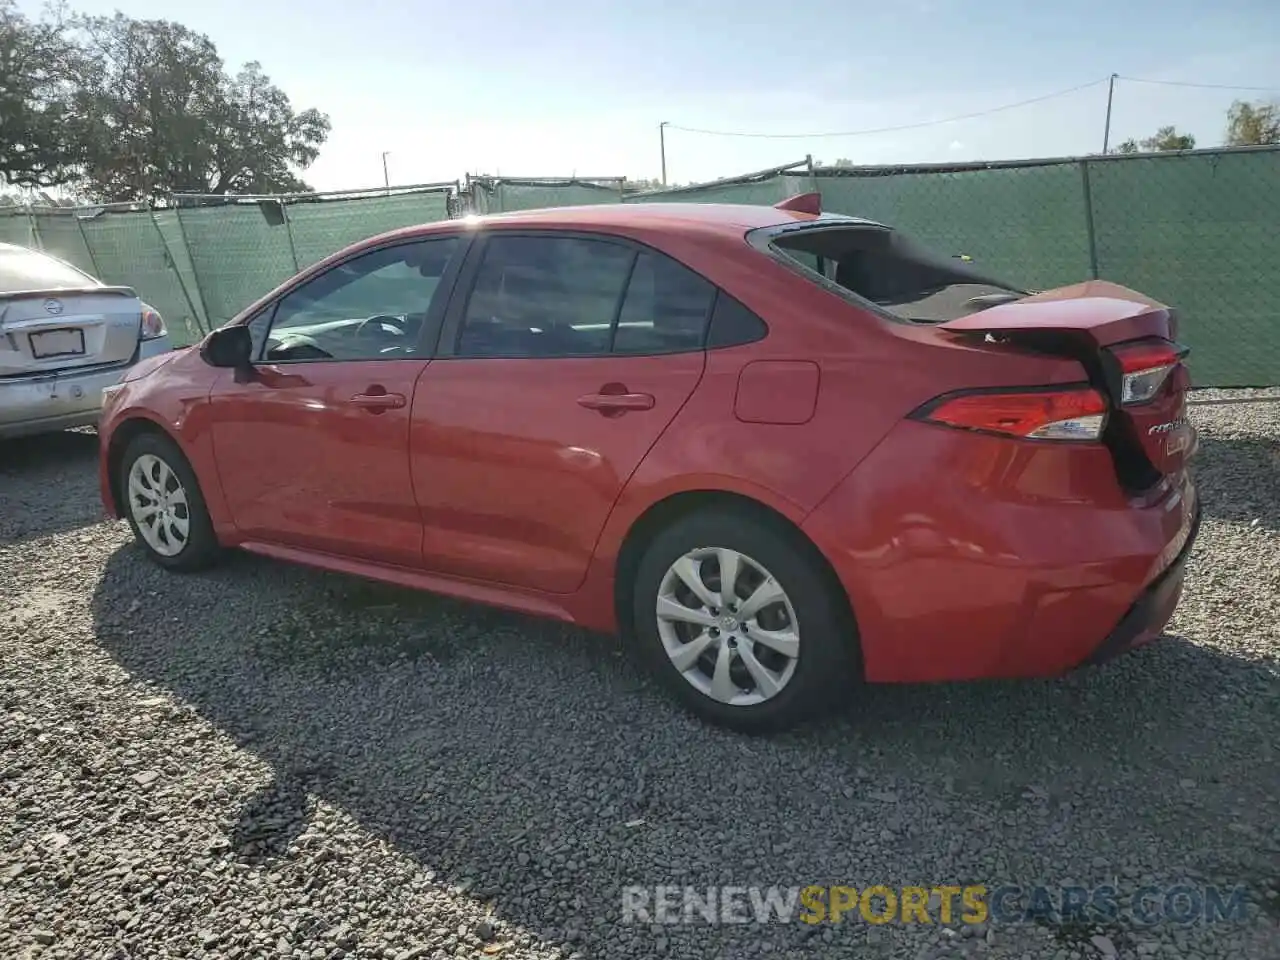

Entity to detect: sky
[17,0,1280,192]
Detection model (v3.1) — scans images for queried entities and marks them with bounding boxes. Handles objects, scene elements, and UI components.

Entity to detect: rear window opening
[767,223,1028,324]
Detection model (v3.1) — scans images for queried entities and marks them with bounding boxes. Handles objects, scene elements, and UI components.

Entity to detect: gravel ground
[2,391,1278,960]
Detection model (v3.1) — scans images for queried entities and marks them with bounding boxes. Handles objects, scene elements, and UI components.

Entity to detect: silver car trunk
[0,287,143,377]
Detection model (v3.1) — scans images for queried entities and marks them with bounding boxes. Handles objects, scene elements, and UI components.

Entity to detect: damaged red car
[97,195,1200,732]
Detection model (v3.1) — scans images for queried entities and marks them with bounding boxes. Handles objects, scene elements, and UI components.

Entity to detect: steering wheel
[354,314,408,340]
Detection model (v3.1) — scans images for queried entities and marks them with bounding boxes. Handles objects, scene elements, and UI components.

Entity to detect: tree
[1225,99,1280,146]
[0,0,88,187]
[1114,126,1196,154]
[1112,126,1196,154]
[71,14,329,201]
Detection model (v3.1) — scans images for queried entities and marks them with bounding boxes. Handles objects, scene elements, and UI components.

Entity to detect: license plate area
[30,328,86,359]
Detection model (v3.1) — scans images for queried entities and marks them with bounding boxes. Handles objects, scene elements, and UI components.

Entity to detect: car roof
[473,202,813,231]
[364,203,883,255]
[422,202,885,237]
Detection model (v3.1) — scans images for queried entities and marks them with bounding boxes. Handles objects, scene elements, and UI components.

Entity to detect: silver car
[0,242,173,440]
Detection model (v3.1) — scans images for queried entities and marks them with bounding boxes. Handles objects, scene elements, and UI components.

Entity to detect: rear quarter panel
[587,228,1094,563]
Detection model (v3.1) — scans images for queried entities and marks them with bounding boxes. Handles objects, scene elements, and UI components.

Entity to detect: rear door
[0,246,141,376]
[410,231,715,593]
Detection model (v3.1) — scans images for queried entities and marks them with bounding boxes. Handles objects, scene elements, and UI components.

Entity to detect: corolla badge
[1148,417,1189,435]
[43,298,63,315]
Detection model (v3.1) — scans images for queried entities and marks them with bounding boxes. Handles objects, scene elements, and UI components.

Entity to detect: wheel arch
[611,487,861,669]
[105,415,184,517]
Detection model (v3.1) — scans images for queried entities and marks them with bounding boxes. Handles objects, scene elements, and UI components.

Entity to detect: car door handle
[577,391,655,412]
[350,391,406,411]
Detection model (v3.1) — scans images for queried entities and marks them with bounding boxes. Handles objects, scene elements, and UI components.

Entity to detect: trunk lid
[0,287,143,378]
[938,280,1195,486]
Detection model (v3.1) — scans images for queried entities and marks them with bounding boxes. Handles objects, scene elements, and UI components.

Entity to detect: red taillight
[140,305,167,341]
[1108,337,1189,405]
[916,386,1109,441]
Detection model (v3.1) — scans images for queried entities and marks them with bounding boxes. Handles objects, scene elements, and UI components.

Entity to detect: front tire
[119,432,220,571]
[632,508,857,733]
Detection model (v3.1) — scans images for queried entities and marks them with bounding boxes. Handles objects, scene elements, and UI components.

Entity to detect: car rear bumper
[1080,499,1201,667]
[0,336,172,440]
[801,419,1201,683]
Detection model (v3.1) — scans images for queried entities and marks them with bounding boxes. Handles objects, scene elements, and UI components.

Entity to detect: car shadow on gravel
[88,545,1280,956]
[1193,436,1280,531]
[0,429,104,543]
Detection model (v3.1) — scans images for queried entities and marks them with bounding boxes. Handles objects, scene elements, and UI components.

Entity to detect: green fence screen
[285,190,450,269]
[3,151,1277,385]
[806,164,1094,293]
[30,211,96,273]
[472,178,625,213]
[1082,150,1279,386]
[175,202,300,329]
[0,208,35,247]
[77,211,206,344]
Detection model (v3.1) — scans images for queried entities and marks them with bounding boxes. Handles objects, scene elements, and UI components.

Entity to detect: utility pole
[381,151,391,193]
[659,122,669,186]
[1102,74,1118,155]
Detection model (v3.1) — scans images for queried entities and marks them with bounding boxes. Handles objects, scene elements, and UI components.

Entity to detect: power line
[664,78,1111,139]
[1118,76,1280,93]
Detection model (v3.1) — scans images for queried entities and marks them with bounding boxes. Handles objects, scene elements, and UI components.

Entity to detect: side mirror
[201,325,253,371]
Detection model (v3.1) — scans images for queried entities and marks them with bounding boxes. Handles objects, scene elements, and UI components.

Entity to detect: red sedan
[97,196,1200,732]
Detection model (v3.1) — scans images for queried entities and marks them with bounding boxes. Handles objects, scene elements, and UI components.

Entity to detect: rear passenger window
[706,293,768,348]
[612,252,715,355]
[455,234,720,358]
[458,236,634,358]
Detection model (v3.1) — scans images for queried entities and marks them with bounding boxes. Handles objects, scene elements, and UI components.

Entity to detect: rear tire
[631,508,857,733]
[118,432,221,572]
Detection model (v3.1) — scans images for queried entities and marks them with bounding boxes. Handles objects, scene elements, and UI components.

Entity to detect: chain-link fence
[468,176,626,213]
[778,147,1280,387]
[173,183,456,329]
[615,147,1279,386]
[622,159,815,205]
[0,183,457,344]
[3,148,1277,385]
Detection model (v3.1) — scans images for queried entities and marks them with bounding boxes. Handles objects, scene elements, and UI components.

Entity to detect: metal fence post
[1080,159,1100,280]
[173,204,219,329]
[75,214,104,276]
[280,200,301,273]
[147,203,208,337]
[30,210,45,251]
[806,154,817,192]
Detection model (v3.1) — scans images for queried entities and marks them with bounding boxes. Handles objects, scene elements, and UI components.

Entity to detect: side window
[612,251,715,355]
[457,236,634,358]
[706,292,769,349]
[261,237,459,362]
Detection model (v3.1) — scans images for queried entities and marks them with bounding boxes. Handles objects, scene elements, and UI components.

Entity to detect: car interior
[256,243,455,362]
[458,244,713,358]
[774,225,1027,323]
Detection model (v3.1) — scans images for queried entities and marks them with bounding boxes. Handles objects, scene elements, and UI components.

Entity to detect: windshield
[766,224,1026,323]
[0,245,99,294]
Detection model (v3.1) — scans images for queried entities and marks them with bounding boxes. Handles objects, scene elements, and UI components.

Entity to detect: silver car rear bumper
[0,336,173,440]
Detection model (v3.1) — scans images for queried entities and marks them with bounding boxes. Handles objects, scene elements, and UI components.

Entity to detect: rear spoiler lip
[0,285,138,302]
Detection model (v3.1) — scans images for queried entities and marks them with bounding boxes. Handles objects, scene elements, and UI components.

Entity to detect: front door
[207,236,463,566]
[411,232,717,593]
